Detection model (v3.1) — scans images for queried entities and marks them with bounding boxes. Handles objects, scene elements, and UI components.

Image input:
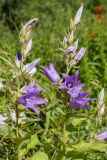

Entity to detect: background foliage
[0,0,107,159]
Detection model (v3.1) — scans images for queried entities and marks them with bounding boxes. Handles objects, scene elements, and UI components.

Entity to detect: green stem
[15,103,21,160]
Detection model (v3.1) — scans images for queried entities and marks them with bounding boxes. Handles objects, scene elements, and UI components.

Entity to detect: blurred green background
[0,0,107,98]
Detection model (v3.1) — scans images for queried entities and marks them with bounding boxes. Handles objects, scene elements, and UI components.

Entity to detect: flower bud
[70,47,86,66]
[24,39,32,58]
[15,50,22,68]
[71,5,83,28]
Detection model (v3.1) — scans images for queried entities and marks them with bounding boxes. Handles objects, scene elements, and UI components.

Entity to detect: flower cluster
[41,63,94,109]
[18,80,46,114]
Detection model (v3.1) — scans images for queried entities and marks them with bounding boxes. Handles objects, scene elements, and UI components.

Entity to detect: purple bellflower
[18,80,46,114]
[69,90,94,109]
[96,130,107,140]
[40,62,60,83]
[59,70,84,90]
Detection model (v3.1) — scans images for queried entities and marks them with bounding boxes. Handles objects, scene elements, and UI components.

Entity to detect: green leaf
[27,134,39,150]
[73,140,107,152]
[19,134,40,158]
[28,151,49,160]
[71,118,86,127]
[45,111,50,133]
[0,124,9,134]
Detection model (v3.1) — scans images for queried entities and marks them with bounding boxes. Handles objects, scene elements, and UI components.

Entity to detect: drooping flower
[69,90,94,109]
[40,62,61,83]
[59,70,84,90]
[18,80,46,114]
[96,130,107,140]
[23,58,40,76]
[16,50,22,68]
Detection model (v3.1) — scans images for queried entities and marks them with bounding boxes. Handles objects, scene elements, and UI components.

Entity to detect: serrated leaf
[28,151,49,160]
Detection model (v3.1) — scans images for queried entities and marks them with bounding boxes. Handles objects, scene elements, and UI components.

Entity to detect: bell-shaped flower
[69,90,94,109]
[18,80,46,114]
[40,62,61,83]
[59,70,84,90]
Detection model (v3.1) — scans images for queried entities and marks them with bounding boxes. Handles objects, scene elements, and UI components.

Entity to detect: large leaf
[28,151,49,160]
[73,140,107,152]
[19,134,40,158]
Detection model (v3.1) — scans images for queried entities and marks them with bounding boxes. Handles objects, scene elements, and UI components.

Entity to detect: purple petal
[96,130,107,140]
[67,87,82,97]
[16,50,21,61]
[25,58,40,73]
[41,62,60,83]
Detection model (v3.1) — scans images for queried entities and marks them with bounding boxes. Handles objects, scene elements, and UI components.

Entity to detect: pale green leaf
[28,151,49,160]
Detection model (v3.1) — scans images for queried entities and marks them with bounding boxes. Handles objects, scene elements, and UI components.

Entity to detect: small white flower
[99,88,104,102]
[10,112,27,124]
[0,82,3,89]
[100,104,105,115]
[0,114,7,125]
[73,4,83,25]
